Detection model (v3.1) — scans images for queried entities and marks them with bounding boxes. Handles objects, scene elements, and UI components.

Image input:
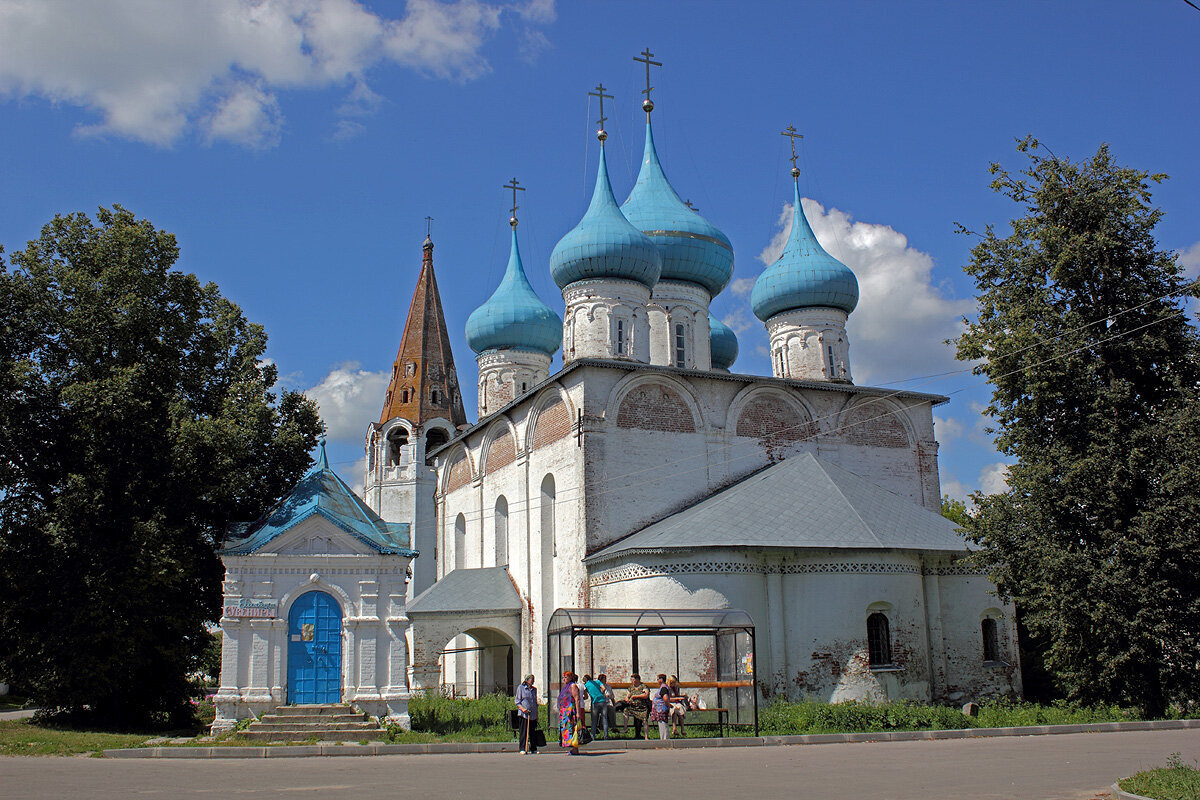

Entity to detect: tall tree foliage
[956,139,1200,715]
[0,207,322,727]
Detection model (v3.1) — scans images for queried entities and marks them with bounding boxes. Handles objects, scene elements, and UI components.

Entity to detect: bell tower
[364,232,467,598]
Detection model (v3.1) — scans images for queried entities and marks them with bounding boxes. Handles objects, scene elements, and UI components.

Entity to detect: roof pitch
[407,566,522,615]
[586,452,968,564]
[222,447,414,556]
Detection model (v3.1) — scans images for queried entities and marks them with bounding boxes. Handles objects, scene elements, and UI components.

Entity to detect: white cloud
[1178,240,1200,276]
[721,307,756,335]
[729,277,755,297]
[940,473,970,503]
[978,462,1011,496]
[755,200,974,384]
[304,363,389,443]
[0,0,551,147]
[933,415,964,441]
[345,455,368,497]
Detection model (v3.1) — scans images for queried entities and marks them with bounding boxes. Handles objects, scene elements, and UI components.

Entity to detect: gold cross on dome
[424,215,434,237]
[588,82,614,133]
[633,48,662,105]
[503,177,525,227]
[781,125,804,175]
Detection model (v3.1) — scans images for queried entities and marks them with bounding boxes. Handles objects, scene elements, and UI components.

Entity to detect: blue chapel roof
[221,442,415,556]
[751,182,859,321]
[465,227,562,356]
[621,119,734,297]
[549,142,662,290]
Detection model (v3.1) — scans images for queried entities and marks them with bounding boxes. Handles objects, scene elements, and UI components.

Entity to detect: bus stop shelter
[546,608,758,736]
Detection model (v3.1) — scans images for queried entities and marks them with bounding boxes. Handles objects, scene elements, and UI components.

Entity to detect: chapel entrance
[287,590,342,704]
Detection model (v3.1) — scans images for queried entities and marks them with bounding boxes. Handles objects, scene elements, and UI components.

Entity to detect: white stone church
[212,80,1020,733]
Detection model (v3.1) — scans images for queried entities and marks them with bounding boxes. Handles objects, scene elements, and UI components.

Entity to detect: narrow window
[453,513,466,571]
[776,349,786,376]
[982,618,999,662]
[406,362,415,377]
[401,388,410,404]
[521,381,527,393]
[867,612,892,666]
[494,496,509,566]
[431,387,440,404]
[674,323,686,367]
[827,345,836,375]
[615,319,625,355]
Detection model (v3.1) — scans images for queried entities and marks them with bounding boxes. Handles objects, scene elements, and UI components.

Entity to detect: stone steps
[236,703,390,743]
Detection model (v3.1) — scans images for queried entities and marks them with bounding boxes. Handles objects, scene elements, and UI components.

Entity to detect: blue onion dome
[751,182,859,321]
[465,227,562,356]
[621,119,734,296]
[708,313,738,370]
[550,142,662,290]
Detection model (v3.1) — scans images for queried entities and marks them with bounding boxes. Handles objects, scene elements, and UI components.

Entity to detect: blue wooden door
[288,591,342,704]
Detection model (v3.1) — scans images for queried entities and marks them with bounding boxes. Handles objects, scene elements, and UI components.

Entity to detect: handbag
[577,725,593,745]
[532,728,547,748]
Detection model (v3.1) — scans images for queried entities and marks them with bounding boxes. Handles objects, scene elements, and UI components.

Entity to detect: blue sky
[2,0,1198,500]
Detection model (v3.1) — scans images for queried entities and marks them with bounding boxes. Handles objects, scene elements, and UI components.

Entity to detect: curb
[102,718,1200,759]
[1110,781,1155,800]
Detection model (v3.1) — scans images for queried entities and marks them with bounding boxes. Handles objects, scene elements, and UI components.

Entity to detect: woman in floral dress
[557,670,582,754]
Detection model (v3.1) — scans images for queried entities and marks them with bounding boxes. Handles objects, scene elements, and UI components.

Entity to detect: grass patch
[0,719,153,756]
[1119,754,1200,800]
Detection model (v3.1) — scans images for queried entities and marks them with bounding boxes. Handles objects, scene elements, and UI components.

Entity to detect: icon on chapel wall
[742,652,754,675]
[301,623,315,642]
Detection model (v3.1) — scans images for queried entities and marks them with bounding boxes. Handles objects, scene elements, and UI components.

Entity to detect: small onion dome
[708,313,738,370]
[466,227,562,356]
[622,119,734,296]
[751,182,859,321]
[550,142,662,290]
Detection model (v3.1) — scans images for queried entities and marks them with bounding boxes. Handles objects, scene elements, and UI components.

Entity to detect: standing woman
[515,674,539,755]
[557,670,583,755]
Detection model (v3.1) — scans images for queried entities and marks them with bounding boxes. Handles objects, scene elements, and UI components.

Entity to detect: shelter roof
[547,607,754,635]
[407,566,522,615]
[586,452,968,564]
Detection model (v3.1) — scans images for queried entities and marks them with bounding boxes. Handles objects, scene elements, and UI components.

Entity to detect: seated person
[621,673,652,739]
[665,674,690,737]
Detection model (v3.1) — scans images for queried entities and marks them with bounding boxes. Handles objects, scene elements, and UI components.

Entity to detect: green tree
[940,495,971,527]
[0,207,322,727]
[956,138,1200,716]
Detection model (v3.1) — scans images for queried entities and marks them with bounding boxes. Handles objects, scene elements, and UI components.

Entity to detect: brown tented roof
[379,236,467,428]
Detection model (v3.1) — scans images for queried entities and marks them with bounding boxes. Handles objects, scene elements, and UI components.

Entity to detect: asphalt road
[2,728,1197,800]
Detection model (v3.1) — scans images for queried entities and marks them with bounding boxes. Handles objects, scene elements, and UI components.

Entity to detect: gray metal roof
[407,566,522,615]
[586,453,968,565]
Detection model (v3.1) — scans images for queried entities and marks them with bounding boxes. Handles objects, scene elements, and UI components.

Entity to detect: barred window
[867,612,892,666]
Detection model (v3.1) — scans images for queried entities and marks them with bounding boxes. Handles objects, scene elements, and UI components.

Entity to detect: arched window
[387,428,409,466]
[367,433,376,471]
[454,513,466,571]
[494,496,508,566]
[867,612,892,666]
[982,618,999,662]
[674,323,686,367]
[615,319,626,355]
[425,427,449,452]
[401,388,410,404]
[431,387,441,404]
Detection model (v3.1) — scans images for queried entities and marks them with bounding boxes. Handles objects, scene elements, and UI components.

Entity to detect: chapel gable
[531,392,572,449]
[443,448,473,492]
[735,395,816,442]
[483,428,516,474]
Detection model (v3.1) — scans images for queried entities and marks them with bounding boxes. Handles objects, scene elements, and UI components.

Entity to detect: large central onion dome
[708,313,738,370]
[621,120,734,296]
[466,228,562,356]
[751,182,859,321]
[550,142,662,290]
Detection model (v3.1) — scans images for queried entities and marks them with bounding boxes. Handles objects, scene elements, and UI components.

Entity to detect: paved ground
[0,708,37,721]
[1,728,1197,799]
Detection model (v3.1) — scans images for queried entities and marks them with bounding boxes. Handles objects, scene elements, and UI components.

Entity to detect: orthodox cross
[781,125,803,177]
[685,199,698,212]
[633,48,662,111]
[424,215,434,237]
[503,177,525,227]
[588,82,613,139]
